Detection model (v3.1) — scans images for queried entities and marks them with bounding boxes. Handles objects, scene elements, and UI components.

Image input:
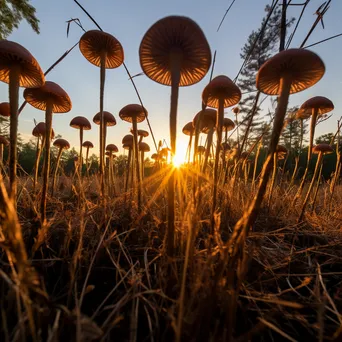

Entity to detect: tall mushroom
[82,141,94,176]
[0,40,45,201]
[139,141,150,178]
[119,104,147,211]
[0,136,9,171]
[136,129,149,143]
[202,75,241,220]
[70,116,91,175]
[139,15,211,256]
[24,81,72,224]
[79,30,124,197]
[51,138,70,196]
[182,122,195,164]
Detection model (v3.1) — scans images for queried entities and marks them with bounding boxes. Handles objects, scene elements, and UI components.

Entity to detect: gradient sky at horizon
[1,0,341,161]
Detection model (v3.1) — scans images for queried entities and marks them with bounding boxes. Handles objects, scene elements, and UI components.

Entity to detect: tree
[0,0,39,39]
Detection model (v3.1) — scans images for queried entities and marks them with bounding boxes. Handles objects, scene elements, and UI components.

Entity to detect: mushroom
[232,106,240,149]
[136,129,149,143]
[119,104,147,211]
[106,144,118,195]
[139,15,211,256]
[70,116,91,175]
[82,141,94,176]
[79,30,123,196]
[24,81,72,224]
[139,142,150,178]
[51,138,70,196]
[298,144,333,221]
[122,136,133,192]
[0,40,45,200]
[32,122,55,190]
[0,135,9,169]
[222,117,235,144]
[0,102,10,117]
[182,122,195,164]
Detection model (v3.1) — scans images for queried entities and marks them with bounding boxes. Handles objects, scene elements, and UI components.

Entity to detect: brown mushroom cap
[193,108,217,133]
[70,116,91,130]
[222,118,235,131]
[53,138,70,150]
[119,104,147,123]
[139,141,150,152]
[232,107,240,114]
[298,96,334,116]
[123,142,132,150]
[82,141,94,148]
[93,111,116,126]
[256,49,325,95]
[0,135,9,146]
[32,122,55,139]
[197,146,206,154]
[106,144,119,153]
[0,40,45,88]
[0,102,10,117]
[122,134,134,145]
[23,81,72,113]
[276,145,288,154]
[105,151,116,158]
[151,153,159,160]
[137,129,149,138]
[295,110,311,120]
[79,30,124,69]
[182,122,194,136]
[313,144,334,154]
[202,75,241,108]
[139,16,211,87]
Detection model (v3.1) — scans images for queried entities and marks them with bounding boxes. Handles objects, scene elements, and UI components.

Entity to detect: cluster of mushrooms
[0,15,338,255]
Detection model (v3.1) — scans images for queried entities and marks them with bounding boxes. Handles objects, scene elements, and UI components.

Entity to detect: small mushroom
[182,122,195,164]
[139,141,150,178]
[0,135,9,169]
[82,141,94,176]
[0,102,10,117]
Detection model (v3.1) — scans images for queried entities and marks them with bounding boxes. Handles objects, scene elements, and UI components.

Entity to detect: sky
[1,0,342,162]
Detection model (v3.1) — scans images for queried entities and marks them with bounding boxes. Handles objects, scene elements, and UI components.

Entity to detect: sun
[172,153,184,168]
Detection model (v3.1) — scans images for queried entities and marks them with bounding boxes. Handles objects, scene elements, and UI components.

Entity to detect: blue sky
[1,0,342,160]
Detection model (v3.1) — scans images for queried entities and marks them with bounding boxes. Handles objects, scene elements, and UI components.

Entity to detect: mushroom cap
[232,107,240,114]
[313,144,334,154]
[193,108,217,133]
[160,147,170,156]
[0,135,9,146]
[295,110,311,120]
[0,102,10,117]
[70,116,91,130]
[119,104,147,123]
[24,81,72,113]
[53,138,70,150]
[139,141,150,152]
[139,15,211,87]
[182,122,194,136]
[222,117,235,131]
[197,145,206,154]
[79,30,124,69]
[82,141,94,148]
[0,40,45,88]
[106,144,119,153]
[202,75,241,108]
[105,151,116,158]
[123,142,132,150]
[137,129,149,138]
[93,111,116,126]
[32,122,55,139]
[151,153,159,160]
[276,145,288,154]
[122,134,134,144]
[298,96,334,116]
[256,49,325,95]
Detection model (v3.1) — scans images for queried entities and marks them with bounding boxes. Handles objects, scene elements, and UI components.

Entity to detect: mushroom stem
[252,140,262,187]
[202,127,214,174]
[141,151,145,179]
[79,127,83,177]
[125,148,132,192]
[9,66,20,203]
[267,152,278,208]
[33,136,41,191]
[85,147,90,177]
[0,144,3,167]
[311,161,323,211]
[187,134,193,164]
[99,53,106,197]
[298,151,323,221]
[235,112,240,149]
[41,102,53,224]
[132,117,142,211]
[51,147,63,196]
[289,119,304,189]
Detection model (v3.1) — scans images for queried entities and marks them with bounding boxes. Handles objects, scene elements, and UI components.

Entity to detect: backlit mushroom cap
[313,144,334,154]
[182,122,194,136]
[106,144,119,153]
[82,141,94,148]
[295,110,311,120]
[256,49,325,95]
[222,118,235,131]
[32,122,55,139]
[119,104,147,123]
[0,40,45,87]
[202,75,241,108]
[0,135,9,146]
[123,142,133,150]
[276,145,288,154]
[193,108,217,133]
[160,147,170,156]
[93,111,116,126]
[298,96,334,117]
[197,146,206,154]
[23,81,72,113]
[139,16,211,86]
[53,138,70,150]
[232,107,240,114]
[79,30,124,69]
[106,151,116,158]
[151,153,159,160]
[70,116,91,130]
[139,141,150,152]
[0,102,10,117]
[132,129,149,138]
[122,134,133,144]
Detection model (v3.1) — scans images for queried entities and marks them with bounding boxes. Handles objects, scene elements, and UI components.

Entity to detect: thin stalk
[33,136,41,191]
[132,117,141,211]
[141,151,145,179]
[267,152,277,208]
[125,148,132,192]
[85,146,90,177]
[252,140,262,187]
[235,112,240,149]
[0,144,3,168]
[187,134,193,164]
[202,128,214,174]
[99,53,106,197]
[311,161,323,211]
[51,147,63,196]
[79,127,83,177]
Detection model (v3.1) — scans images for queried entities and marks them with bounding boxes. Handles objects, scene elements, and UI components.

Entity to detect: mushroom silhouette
[139,15,211,256]
[231,48,325,243]
[182,122,195,164]
[222,117,235,144]
[51,138,70,196]
[0,135,9,171]
[82,141,94,176]
[106,144,118,195]
[0,102,10,117]
[24,81,72,224]
[136,129,149,143]
[80,31,123,197]
[32,122,55,190]
[0,40,45,201]
[70,116,91,176]
[119,104,147,211]
[139,141,150,178]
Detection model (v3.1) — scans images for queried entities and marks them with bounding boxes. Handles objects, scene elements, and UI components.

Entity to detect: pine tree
[0,0,39,39]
